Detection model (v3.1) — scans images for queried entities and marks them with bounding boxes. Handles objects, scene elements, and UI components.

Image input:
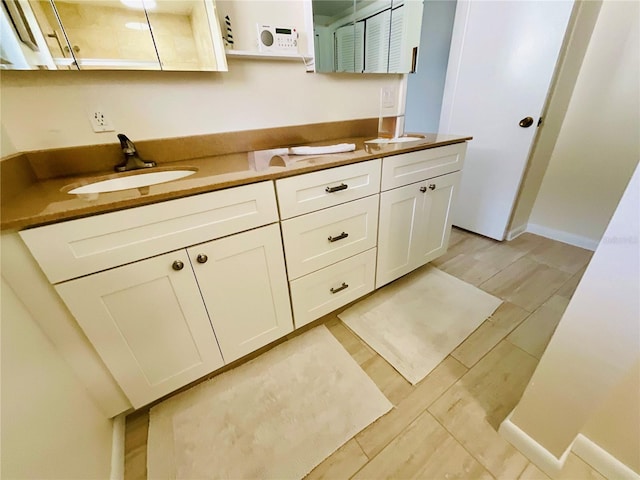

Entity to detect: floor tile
[452,302,530,368]
[436,253,504,286]
[518,462,551,479]
[352,410,493,480]
[429,341,538,479]
[360,354,414,406]
[527,241,593,275]
[124,412,148,480]
[325,318,376,366]
[556,265,588,299]
[355,356,468,458]
[305,439,369,480]
[507,233,553,254]
[507,295,569,359]
[480,257,571,312]
[432,229,498,268]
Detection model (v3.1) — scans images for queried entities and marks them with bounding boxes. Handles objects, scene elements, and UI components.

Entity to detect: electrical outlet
[89,110,114,133]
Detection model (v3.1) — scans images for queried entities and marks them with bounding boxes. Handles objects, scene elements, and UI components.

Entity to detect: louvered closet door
[334,22,364,72]
[364,9,390,73]
[388,4,404,72]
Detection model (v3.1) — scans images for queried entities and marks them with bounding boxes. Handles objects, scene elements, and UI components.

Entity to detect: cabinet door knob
[196,254,208,264]
[429,184,436,190]
[172,260,184,271]
[420,186,427,193]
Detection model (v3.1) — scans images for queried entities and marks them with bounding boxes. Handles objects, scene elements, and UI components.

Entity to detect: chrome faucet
[115,133,156,172]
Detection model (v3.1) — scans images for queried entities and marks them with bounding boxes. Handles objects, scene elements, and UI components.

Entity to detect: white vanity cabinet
[20,181,293,408]
[15,142,468,411]
[376,143,466,288]
[55,250,225,408]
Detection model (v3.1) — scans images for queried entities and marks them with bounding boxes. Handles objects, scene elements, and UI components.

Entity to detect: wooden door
[189,223,293,363]
[55,250,224,408]
[439,1,574,240]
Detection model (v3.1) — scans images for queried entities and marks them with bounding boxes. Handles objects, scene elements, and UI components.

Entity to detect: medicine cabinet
[312,0,423,74]
[0,0,228,71]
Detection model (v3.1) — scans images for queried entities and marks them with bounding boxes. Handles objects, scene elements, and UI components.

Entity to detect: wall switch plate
[89,110,114,133]
[381,86,396,109]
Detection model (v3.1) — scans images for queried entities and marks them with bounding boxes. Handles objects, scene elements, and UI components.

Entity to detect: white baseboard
[507,224,528,241]
[525,223,599,251]
[110,413,126,480]
[499,415,572,477]
[572,434,640,480]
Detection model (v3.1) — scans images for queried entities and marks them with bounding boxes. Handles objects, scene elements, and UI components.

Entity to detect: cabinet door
[376,172,461,288]
[189,224,293,363]
[376,182,423,288]
[413,172,461,269]
[55,250,224,408]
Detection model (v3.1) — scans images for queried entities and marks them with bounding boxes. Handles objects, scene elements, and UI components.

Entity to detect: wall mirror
[312,0,423,74]
[0,0,228,71]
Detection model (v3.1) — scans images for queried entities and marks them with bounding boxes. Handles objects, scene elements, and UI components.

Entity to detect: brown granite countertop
[1,131,471,231]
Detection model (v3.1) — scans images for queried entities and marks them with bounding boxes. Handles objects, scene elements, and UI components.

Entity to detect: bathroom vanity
[2,122,469,412]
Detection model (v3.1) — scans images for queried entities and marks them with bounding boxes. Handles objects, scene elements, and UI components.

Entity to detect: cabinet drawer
[290,248,376,328]
[276,159,381,219]
[281,195,379,280]
[381,143,466,191]
[20,181,279,284]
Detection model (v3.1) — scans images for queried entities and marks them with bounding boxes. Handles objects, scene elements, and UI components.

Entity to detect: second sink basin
[66,168,198,194]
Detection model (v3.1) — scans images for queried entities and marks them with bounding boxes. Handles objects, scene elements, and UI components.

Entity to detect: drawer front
[381,143,467,191]
[290,248,376,328]
[20,181,279,284]
[276,159,381,219]
[281,195,379,280]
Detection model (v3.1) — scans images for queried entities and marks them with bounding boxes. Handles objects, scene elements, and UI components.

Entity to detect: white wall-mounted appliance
[257,24,298,53]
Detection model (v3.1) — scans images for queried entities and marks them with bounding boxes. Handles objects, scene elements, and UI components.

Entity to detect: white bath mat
[147,325,392,479]
[339,265,502,384]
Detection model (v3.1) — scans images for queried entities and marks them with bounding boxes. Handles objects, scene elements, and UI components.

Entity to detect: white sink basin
[67,169,197,194]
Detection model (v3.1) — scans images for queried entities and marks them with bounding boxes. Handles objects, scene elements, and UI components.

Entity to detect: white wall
[526,0,639,247]
[506,165,639,464]
[1,278,114,479]
[405,0,457,133]
[1,63,400,151]
[580,361,640,474]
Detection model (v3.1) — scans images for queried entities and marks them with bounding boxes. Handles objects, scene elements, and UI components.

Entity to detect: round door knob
[420,186,427,193]
[429,184,436,190]
[172,260,184,271]
[519,116,534,128]
[196,254,208,264]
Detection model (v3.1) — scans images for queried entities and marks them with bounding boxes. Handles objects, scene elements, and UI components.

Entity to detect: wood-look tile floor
[125,228,600,480]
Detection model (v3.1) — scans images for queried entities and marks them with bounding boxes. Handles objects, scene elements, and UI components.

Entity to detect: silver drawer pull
[330,282,349,294]
[328,232,349,243]
[325,183,348,193]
